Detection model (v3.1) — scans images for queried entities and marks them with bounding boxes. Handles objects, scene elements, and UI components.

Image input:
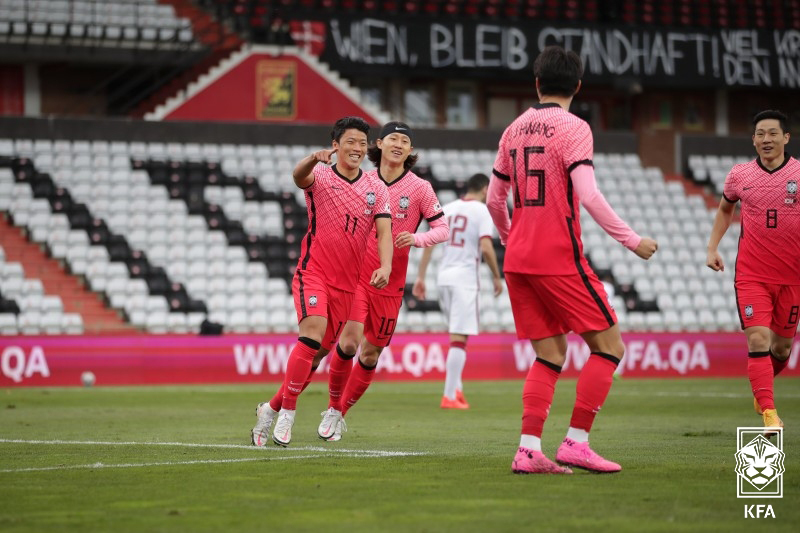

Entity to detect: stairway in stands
[0,215,135,334]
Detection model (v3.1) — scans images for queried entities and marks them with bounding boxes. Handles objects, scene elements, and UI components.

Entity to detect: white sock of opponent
[443,344,467,400]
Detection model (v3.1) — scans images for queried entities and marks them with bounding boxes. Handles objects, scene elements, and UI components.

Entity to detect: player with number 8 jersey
[707,109,800,437]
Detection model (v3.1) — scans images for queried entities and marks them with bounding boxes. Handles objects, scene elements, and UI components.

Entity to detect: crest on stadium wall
[787,181,797,195]
[366,192,376,206]
[256,60,297,121]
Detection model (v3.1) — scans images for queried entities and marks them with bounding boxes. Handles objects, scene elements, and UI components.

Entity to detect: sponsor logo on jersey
[309,295,318,307]
[745,305,754,318]
[366,191,376,206]
[787,180,797,195]
[399,196,410,209]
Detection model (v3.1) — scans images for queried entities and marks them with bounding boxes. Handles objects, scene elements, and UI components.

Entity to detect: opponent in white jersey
[413,173,503,409]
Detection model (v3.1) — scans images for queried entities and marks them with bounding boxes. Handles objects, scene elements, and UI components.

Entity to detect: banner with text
[289,17,800,89]
[1,333,799,387]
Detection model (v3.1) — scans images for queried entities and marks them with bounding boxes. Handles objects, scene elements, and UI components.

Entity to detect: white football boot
[272,409,296,447]
[251,402,277,447]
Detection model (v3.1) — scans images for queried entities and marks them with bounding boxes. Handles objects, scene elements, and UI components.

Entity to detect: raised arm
[292,149,335,189]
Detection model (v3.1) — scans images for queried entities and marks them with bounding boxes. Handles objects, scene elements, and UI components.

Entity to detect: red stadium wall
[1,333,799,387]
[162,51,382,124]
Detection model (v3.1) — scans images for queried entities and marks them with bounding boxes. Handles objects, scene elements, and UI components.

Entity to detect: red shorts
[348,282,403,347]
[734,280,800,336]
[505,271,617,340]
[292,271,354,351]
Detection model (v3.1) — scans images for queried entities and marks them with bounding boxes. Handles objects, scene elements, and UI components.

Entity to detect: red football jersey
[359,169,444,295]
[723,156,800,285]
[296,164,391,292]
[492,103,594,275]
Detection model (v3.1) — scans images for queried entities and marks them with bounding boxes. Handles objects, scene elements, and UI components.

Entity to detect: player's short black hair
[533,46,583,97]
[331,116,370,143]
[752,110,790,135]
[466,173,490,192]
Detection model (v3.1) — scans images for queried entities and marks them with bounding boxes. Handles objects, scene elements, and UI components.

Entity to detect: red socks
[328,345,356,411]
[521,358,561,438]
[749,351,775,411]
[570,352,620,432]
[280,337,321,410]
[771,351,789,377]
[341,359,377,416]
[269,364,317,412]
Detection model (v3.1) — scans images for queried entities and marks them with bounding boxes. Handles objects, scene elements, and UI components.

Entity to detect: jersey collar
[332,164,363,183]
[377,168,410,187]
[756,154,792,174]
[533,102,562,110]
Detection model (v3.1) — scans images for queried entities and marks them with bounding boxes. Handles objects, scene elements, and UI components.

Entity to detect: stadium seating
[687,154,752,196]
[1,136,741,334]
[0,0,193,44]
[0,243,84,335]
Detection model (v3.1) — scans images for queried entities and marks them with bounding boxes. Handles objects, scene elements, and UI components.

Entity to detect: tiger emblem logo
[734,435,785,490]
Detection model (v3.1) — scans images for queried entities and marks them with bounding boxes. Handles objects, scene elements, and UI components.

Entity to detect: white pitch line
[0,439,426,457]
[0,454,330,474]
[614,390,800,399]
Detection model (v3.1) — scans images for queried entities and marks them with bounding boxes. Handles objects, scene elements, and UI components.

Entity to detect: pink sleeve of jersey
[572,164,641,251]
[413,181,448,247]
[487,173,512,244]
[722,167,740,203]
[564,120,593,168]
[488,131,513,244]
[413,216,449,247]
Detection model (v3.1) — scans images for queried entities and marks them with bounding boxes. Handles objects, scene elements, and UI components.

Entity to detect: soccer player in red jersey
[707,109,799,436]
[317,121,449,441]
[250,116,393,447]
[487,46,658,474]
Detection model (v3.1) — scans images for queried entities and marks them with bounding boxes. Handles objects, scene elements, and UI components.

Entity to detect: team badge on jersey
[433,202,442,212]
[366,191,376,206]
[309,295,318,307]
[787,181,797,195]
[399,196,410,209]
[745,305,753,318]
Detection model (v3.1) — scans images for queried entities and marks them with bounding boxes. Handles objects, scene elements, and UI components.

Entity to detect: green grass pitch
[1,378,797,532]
